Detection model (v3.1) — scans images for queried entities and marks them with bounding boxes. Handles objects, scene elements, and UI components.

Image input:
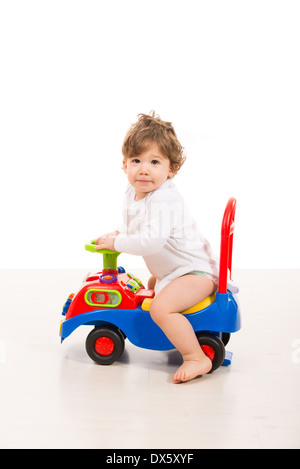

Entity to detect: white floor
[0,268,299,449]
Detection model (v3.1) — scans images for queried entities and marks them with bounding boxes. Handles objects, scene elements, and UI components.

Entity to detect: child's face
[123,143,175,200]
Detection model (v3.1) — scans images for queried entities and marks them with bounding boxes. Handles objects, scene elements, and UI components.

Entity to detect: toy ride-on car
[59,198,241,372]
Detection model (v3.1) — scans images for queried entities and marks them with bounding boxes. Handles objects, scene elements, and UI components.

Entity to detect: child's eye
[132,159,140,164]
[151,160,159,165]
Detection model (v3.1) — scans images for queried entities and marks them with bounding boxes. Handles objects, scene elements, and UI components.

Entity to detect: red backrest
[218,198,237,294]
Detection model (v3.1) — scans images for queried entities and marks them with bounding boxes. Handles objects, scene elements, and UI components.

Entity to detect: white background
[1,0,299,270]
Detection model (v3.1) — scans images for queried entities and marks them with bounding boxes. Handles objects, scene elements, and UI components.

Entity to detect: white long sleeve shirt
[114,179,219,294]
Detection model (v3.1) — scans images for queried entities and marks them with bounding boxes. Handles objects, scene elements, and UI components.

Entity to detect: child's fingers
[95,234,109,244]
[94,243,105,250]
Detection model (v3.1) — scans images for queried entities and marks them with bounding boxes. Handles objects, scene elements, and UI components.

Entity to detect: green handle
[85,240,121,271]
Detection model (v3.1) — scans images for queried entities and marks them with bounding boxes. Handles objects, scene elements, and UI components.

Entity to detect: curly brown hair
[122,111,186,173]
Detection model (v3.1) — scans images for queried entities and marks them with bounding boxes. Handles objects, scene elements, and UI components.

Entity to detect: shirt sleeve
[114,194,173,256]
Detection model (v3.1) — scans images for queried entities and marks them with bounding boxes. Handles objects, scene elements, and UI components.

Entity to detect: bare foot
[173,356,212,384]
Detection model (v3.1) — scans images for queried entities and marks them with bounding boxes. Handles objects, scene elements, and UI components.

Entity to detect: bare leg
[147,275,156,290]
[149,275,215,383]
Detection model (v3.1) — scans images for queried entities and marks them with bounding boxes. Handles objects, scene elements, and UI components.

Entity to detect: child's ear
[168,164,178,178]
[122,160,127,173]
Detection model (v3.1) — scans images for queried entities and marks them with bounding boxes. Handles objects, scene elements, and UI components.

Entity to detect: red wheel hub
[94,337,115,356]
[201,344,215,361]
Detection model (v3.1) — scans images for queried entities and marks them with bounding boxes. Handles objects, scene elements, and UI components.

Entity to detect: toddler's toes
[172,357,212,384]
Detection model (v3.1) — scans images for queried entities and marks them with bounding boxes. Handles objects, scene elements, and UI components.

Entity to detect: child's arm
[114,199,173,256]
[114,230,168,256]
[95,191,175,255]
[94,226,168,255]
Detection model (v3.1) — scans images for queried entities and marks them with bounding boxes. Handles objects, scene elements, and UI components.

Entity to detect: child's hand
[94,230,119,251]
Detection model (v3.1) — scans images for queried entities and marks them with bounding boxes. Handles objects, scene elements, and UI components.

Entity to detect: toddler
[95,112,219,383]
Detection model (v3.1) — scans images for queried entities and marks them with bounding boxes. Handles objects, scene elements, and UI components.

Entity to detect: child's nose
[139,162,150,174]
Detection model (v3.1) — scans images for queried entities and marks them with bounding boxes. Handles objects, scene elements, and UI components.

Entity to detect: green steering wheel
[85,240,121,271]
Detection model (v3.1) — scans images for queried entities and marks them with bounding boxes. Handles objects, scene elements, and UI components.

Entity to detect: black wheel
[221,332,231,346]
[196,332,226,372]
[86,326,125,365]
